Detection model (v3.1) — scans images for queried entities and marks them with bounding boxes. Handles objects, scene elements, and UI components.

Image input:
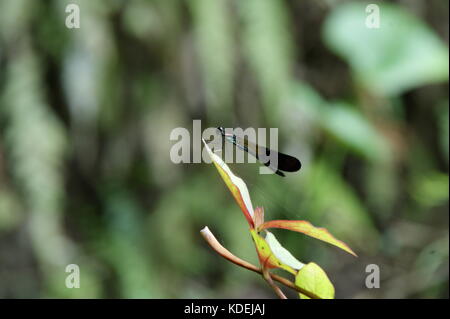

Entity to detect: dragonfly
[216,127,301,177]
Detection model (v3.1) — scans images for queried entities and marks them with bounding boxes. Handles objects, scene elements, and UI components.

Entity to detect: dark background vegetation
[0,0,448,298]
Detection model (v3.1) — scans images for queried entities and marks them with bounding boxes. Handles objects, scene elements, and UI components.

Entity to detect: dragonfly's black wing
[232,134,301,177]
[255,146,301,177]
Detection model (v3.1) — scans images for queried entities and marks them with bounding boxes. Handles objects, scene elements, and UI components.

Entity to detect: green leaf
[321,102,389,162]
[250,229,298,275]
[295,262,335,299]
[410,172,449,207]
[290,84,390,162]
[265,231,305,270]
[323,2,449,96]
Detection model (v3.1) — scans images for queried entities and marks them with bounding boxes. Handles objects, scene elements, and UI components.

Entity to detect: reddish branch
[200,227,321,299]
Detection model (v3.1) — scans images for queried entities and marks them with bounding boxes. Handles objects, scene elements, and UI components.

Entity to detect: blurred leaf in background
[323,2,449,96]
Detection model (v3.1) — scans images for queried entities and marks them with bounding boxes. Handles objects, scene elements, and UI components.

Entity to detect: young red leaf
[258,220,357,256]
[254,207,265,229]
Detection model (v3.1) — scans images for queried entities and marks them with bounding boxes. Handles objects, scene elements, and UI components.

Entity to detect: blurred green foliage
[0,0,448,298]
[323,2,449,95]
